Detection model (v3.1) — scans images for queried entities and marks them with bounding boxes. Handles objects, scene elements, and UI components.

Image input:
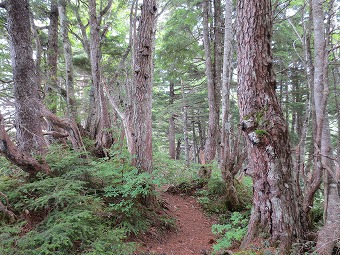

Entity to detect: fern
[212,212,249,254]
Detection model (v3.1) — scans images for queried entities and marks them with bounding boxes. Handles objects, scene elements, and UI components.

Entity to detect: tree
[237,0,301,252]
[87,0,113,156]
[314,0,340,253]
[6,0,47,155]
[168,82,176,159]
[219,0,245,209]
[0,0,50,175]
[45,0,59,114]
[132,0,157,173]
[202,0,222,177]
[58,0,77,119]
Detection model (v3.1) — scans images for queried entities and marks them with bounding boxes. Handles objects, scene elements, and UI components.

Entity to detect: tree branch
[40,104,85,152]
[0,191,16,222]
[0,112,50,175]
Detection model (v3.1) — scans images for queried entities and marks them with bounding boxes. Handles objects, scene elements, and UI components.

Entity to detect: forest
[0,0,339,254]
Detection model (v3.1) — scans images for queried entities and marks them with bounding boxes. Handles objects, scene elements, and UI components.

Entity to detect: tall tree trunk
[168,82,176,159]
[314,0,340,253]
[46,0,59,114]
[213,0,223,162]
[219,0,242,208]
[7,0,47,155]
[58,0,77,119]
[181,81,190,167]
[132,0,157,173]
[175,138,181,160]
[88,0,112,156]
[237,0,301,252]
[192,121,198,163]
[202,0,218,177]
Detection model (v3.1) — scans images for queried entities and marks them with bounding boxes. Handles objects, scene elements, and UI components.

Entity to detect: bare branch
[0,112,50,175]
[0,79,13,84]
[0,192,16,222]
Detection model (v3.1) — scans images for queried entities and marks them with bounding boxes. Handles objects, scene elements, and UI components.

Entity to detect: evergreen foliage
[212,211,249,254]
[0,146,159,254]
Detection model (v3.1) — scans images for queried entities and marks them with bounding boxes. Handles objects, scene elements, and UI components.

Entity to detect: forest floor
[135,190,217,255]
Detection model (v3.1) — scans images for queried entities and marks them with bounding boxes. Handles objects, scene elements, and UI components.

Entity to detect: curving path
[137,191,216,255]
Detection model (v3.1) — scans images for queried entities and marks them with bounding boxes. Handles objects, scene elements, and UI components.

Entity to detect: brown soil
[136,191,216,255]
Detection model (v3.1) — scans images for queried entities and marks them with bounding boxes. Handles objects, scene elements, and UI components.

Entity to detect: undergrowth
[0,144,158,254]
[211,211,249,254]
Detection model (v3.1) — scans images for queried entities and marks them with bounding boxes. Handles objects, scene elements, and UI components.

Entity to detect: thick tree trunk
[237,0,301,252]
[0,113,50,175]
[7,0,47,155]
[88,0,112,156]
[132,0,157,173]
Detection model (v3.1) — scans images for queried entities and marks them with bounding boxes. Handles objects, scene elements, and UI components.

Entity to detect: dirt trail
[137,192,216,255]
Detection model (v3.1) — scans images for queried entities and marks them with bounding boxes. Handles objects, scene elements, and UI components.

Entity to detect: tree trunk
[314,0,340,253]
[213,0,223,164]
[132,0,157,173]
[58,0,77,120]
[45,0,59,114]
[175,138,181,160]
[169,116,176,160]
[88,0,113,156]
[202,0,218,177]
[237,0,301,252]
[0,112,50,175]
[181,81,190,167]
[192,121,198,163]
[168,82,176,159]
[7,0,47,155]
[219,0,242,208]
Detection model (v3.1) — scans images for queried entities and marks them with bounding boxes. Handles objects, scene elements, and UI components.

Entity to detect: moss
[254,129,269,136]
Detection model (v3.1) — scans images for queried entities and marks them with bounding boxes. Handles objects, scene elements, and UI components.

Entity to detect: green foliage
[153,150,202,185]
[0,144,158,254]
[15,177,87,211]
[196,176,252,214]
[103,168,154,235]
[254,129,269,136]
[212,212,249,254]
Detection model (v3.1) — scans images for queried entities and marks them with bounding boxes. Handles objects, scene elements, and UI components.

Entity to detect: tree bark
[7,0,47,155]
[314,1,340,253]
[58,0,77,120]
[181,81,190,167]
[219,0,242,208]
[202,0,218,177]
[175,138,181,160]
[45,0,59,114]
[88,0,113,156]
[0,112,50,175]
[132,0,157,173]
[168,82,176,159]
[237,0,301,252]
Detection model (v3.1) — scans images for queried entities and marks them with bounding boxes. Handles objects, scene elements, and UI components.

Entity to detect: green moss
[254,129,269,136]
